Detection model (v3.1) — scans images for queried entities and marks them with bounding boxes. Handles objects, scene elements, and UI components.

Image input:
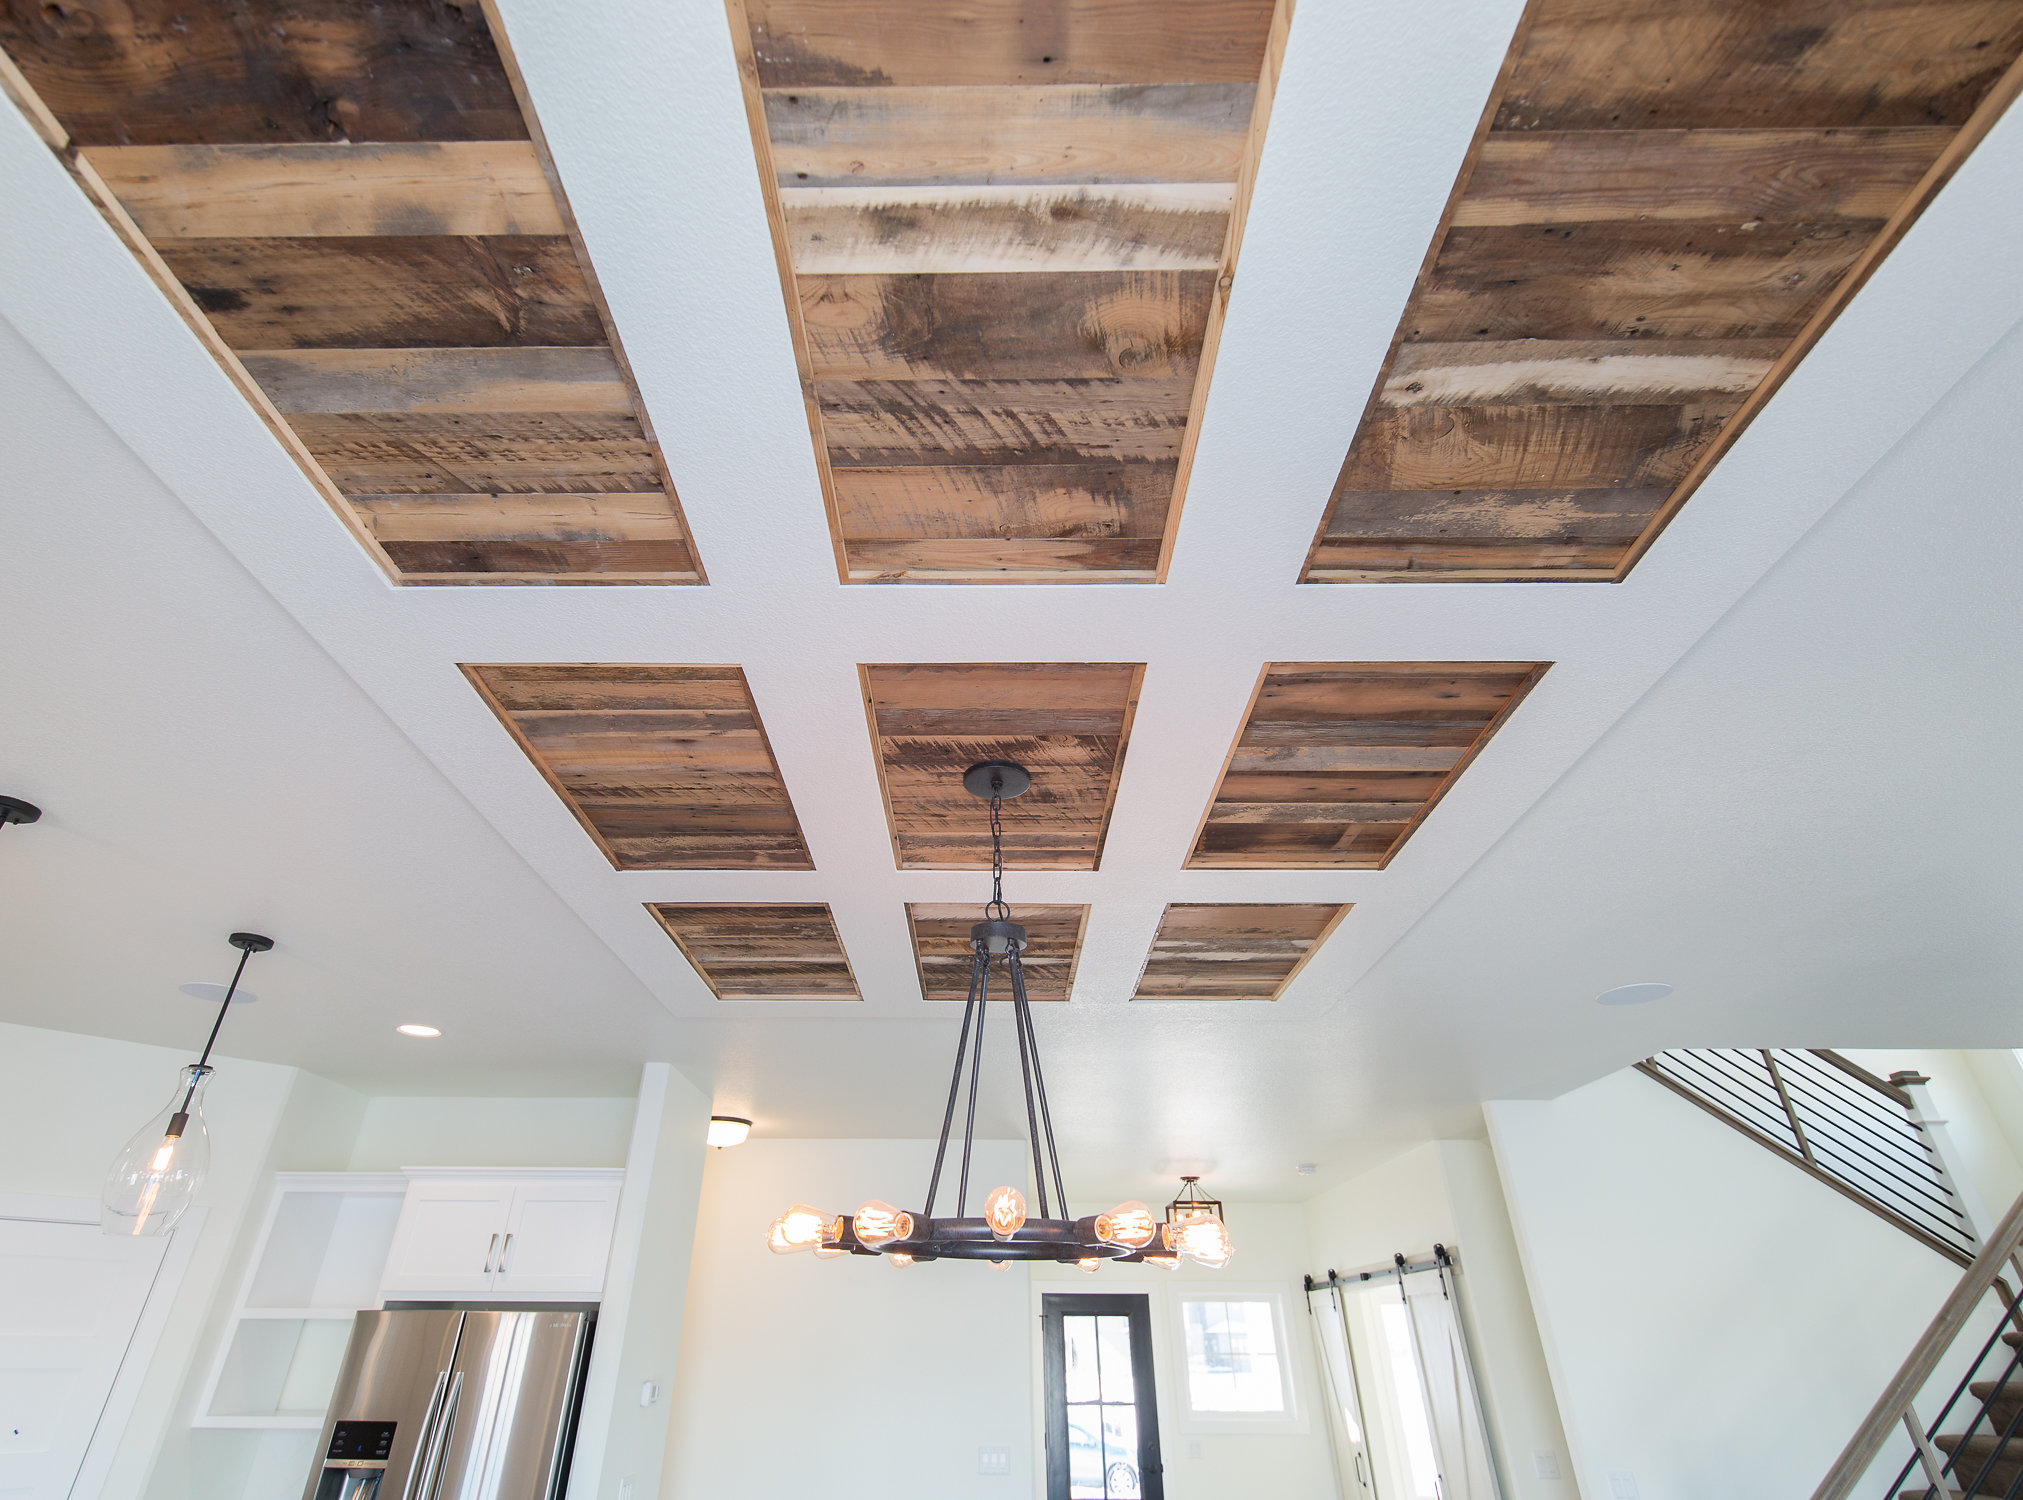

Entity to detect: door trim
[1040,1292,1165,1500]
[0,1192,205,1500]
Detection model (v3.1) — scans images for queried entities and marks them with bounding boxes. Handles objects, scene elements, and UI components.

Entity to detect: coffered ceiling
[2,0,2021,1195]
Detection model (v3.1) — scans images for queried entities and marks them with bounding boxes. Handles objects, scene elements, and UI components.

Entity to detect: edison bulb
[103,1065,212,1236]
[813,1242,846,1260]
[1171,1212,1233,1267]
[767,1203,830,1254]
[989,1259,1009,1272]
[853,1200,914,1247]
[1094,1201,1157,1249]
[1145,1253,1181,1270]
[984,1185,1027,1240]
[888,1252,915,1267]
[1077,1257,1101,1274]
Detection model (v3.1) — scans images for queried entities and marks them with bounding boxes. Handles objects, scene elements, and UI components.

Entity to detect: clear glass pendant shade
[102,1065,211,1236]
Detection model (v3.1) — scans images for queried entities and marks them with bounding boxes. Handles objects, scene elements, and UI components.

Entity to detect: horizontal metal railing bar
[1888,1314,2023,1498]
[1786,1119,1974,1239]
[1805,1047,1917,1108]
[1635,1062,1975,1270]
[1780,1056,1936,1159]
[1656,1053,1804,1146]
[1785,1049,1924,1123]
[1812,1190,2023,1500]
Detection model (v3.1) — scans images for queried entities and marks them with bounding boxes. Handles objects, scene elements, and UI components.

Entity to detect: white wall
[569,1063,711,1500]
[1486,1068,1967,1500]
[663,1139,1036,1499]
[347,1094,636,1170]
[1033,1202,1336,1500]
[1304,1140,1571,1500]
[0,1020,301,1500]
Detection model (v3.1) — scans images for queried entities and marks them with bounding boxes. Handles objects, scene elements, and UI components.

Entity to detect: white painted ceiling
[2,0,2021,1201]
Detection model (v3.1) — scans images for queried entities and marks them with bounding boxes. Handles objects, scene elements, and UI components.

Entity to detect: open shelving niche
[195,1172,408,1430]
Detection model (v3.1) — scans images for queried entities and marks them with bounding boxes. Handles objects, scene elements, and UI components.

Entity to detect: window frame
[1040,1291,1166,1500]
[1167,1283,1309,1435]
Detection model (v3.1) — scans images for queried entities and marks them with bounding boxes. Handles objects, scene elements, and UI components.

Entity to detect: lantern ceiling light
[768,762,1217,1270]
[1111,1175,1236,1270]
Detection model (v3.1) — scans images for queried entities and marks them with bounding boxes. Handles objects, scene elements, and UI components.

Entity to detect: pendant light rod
[177,932,273,1120]
[922,952,984,1218]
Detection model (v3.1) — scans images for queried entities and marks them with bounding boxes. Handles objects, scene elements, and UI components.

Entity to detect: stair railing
[1637,1049,1982,1264]
[1813,1189,2023,1499]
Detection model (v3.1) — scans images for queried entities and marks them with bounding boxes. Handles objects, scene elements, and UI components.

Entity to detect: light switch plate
[978,1446,1010,1476]
[1533,1451,1561,1480]
[1187,1440,1204,1461]
[1608,1472,1640,1499]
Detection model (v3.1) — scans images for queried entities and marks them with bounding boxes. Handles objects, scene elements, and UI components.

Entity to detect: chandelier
[766,762,1231,1271]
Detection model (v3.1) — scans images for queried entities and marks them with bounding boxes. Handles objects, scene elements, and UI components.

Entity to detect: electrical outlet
[1186,1440,1204,1461]
[1533,1451,1561,1480]
[978,1446,1010,1476]
[1608,1472,1639,1499]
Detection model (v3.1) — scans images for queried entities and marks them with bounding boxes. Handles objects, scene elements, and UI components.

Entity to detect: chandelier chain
[986,793,1008,920]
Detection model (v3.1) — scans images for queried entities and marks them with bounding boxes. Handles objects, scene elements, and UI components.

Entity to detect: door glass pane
[1068,1408,1104,1497]
[1096,1315,1135,1404]
[1064,1316,1101,1404]
[1182,1298,1285,1412]
[1101,1403,1141,1497]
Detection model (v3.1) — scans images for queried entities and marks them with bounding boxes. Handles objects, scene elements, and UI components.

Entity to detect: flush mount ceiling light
[396,1024,442,1038]
[104,931,272,1236]
[769,763,1185,1269]
[1595,982,1675,1007]
[708,1116,752,1149]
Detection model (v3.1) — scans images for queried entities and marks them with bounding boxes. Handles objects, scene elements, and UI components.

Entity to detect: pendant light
[1115,1175,1236,1268]
[103,931,272,1236]
[765,763,1169,1267]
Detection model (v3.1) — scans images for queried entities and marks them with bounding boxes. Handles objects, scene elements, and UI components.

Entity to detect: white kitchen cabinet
[378,1169,623,1301]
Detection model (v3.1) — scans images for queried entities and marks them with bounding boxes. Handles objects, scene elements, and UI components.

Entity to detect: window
[1182,1299,1284,1412]
[1041,1294,1164,1500]
[1173,1288,1303,1432]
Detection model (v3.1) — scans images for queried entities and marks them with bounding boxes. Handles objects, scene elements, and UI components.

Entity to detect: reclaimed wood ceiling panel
[905,903,1089,1002]
[464,664,811,870]
[861,662,1143,868]
[0,0,700,586]
[726,0,1290,583]
[1133,903,1350,1000]
[648,904,859,1000]
[1190,662,1548,868]
[1300,0,2023,583]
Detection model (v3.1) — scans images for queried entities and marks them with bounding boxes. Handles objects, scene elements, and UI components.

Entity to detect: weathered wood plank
[295,411,659,494]
[0,0,527,146]
[1339,404,1727,492]
[245,347,628,413]
[801,270,1212,380]
[1411,220,1879,342]
[385,540,697,579]
[843,537,1162,579]
[1322,486,1666,542]
[1381,339,1779,407]
[1498,0,2023,131]
[84,142,563,237]
[1455,128,1950,226]
[863,662,1143,868]
[819,377,1191,464]
[782,183,1231,272]
[1304,542,1625,579]
[351,491,682,542]
[1187,664,1548,868]
[648,904,859,999]
[764,84,1255,186]
[466,665,812,870]
[747,0,1277,87]
[1132,903,1349,1001]
[906,903,1087,1001]
[154,236,604,349]
[831,462,1172,539]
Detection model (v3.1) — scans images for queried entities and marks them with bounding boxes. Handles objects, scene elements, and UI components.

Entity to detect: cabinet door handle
[499,1232,514,1273]
[483,1233,499,1274]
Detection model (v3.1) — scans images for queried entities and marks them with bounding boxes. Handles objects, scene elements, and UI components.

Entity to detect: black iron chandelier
[767,762,1231,1271]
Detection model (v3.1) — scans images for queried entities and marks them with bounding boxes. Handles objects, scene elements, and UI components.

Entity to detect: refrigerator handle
[483,1233,499,1274]
[409,1369,463,1500]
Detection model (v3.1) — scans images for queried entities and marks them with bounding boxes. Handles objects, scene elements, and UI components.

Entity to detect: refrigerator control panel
[326,1421,397,1463]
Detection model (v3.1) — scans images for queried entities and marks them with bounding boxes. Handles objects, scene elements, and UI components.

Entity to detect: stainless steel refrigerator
[303,1309,593,1500]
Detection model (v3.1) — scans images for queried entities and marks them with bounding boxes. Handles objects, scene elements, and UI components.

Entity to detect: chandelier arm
[1006,949,1051,1221]
[1014,957,1070,1217]
[956,948,992,1217]
[923,945,988,1218]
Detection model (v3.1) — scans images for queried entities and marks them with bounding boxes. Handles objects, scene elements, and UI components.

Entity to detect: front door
[1041,1293,1164,1500]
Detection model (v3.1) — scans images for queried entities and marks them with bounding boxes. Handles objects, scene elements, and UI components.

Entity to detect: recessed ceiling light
[179,981,258,1005]
[708,1115,752,1148]
[396,1024,441,1038]
[1595,983,1675,1007]
[1297,1163,1318,1176]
